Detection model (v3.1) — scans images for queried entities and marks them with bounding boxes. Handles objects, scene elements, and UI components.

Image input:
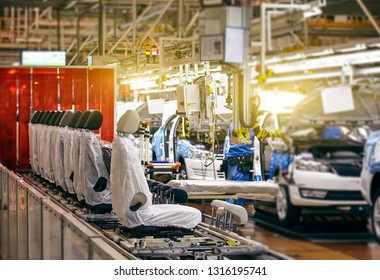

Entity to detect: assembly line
[1,0,380,262]
[0,108,289,260]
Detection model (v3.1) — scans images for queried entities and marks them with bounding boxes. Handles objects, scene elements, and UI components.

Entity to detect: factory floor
[237,221,380,260]
[188,200,380,260]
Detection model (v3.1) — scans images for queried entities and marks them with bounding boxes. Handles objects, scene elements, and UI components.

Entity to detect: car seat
[78,110,112,210]
[110,110,201,229]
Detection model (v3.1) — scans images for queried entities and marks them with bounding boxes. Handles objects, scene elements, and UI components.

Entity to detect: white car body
[360,127,380,243]
[289,164,366,207]
[255,90,375,224]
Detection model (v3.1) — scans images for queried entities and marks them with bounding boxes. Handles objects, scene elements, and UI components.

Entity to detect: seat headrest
[30,111,41,124]
[38,111,49,124]
[59,111,74,127]
[44,111,55,125]
[117,110,140,134]
[33,111,43,124]
[38,111,49,123]
[49,111,60,126]
[54,111,66,126]
[68,111,83,128]
[84,110,103,130]
[76,111,91,129]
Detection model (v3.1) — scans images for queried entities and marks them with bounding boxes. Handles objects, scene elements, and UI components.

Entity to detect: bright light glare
[257,90,305,113]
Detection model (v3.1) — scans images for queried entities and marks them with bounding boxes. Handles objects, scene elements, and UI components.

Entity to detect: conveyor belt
[21,172,291,260]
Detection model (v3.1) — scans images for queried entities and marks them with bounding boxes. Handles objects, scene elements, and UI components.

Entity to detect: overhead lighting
[303,7,322,18]
[282,53,305,61]
[307,48,334,57]
[140,87,177,94]
[265,56,281,64]
[337,43,367,53]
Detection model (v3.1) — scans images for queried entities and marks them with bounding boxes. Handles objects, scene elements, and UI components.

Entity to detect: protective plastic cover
[72,129,84,200]
[38,125,48,177]
[78,131,112,206]
[29,123,37,173]
[111,136,201,229]
[32,124,42,175]
[63,128,75,194]
[53,127,67,191]
[44,126,56,183]
[167,179,279,196]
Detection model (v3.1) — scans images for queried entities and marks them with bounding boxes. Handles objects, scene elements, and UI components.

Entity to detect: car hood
[285,89,380,136]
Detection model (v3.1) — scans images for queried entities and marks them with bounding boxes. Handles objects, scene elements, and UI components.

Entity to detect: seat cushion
[128,204,201,229]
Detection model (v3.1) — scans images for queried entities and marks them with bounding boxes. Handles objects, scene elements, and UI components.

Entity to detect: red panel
[0,68,17,170]
[88,68,101,110]
[59,68,74,110]
[100,69,115,142]
[73,68,87,112]
[18,68,31,170]
[32,68,59,111]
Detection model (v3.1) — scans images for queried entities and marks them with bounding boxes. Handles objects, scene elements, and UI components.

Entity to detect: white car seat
[78,110,112,210]
[28,111,42,173]
[111,110,201,229]
[63,111,84,195]
[71,111,91,201]
[52,111,74,191]
[38,111,55,179]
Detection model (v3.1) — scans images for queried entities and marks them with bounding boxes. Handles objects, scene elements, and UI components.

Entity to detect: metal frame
[16,178,30,260]
[27,187,48,260]
[41,199,70,260]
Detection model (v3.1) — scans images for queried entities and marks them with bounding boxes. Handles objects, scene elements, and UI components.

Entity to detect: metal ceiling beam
[107,4,152,55]
[139,0,174,48]
[356,0,380,36]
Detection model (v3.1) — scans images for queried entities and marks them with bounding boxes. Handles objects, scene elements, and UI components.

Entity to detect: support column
[98,0,105,56]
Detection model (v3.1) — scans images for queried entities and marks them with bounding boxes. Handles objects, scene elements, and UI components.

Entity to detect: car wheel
[276,185,301,226]
[371,189,380,244]
[180,163,187,179]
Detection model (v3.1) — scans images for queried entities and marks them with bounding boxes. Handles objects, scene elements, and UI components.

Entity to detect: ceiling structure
[0,0,379,68]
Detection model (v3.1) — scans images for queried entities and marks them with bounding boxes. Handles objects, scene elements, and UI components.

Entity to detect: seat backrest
[111,110,152,212]
[78,110,112,207]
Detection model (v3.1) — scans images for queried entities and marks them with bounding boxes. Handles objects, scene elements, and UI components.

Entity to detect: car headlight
[300,188,328,199]
[295,159,333,173]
